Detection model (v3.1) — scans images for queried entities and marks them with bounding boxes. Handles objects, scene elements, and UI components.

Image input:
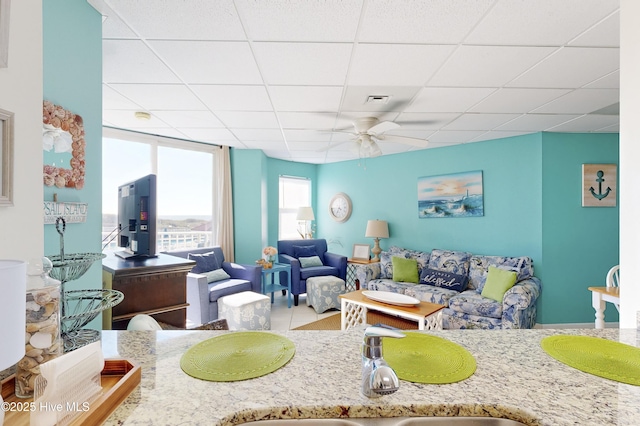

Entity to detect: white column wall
[620,0,640,328]
[0,0,43,261]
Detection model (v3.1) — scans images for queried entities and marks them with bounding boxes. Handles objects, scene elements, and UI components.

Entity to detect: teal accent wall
[43,2,102,302]
[541,132,619,324]
[317,134,543,261]
[231,149,318,263]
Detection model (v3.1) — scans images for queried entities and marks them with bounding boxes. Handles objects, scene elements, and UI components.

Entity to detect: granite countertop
[99,328,640,426]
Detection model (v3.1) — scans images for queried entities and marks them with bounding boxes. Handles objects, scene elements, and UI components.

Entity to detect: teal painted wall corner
[43,2,103,310]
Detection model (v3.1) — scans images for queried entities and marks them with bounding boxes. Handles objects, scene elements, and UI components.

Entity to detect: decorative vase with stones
[15,257,62,398]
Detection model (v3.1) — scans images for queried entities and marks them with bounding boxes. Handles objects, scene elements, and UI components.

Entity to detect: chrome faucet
[361,326,405,398]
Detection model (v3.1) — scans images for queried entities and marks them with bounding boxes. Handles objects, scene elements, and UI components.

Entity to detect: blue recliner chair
[277,239,347,306]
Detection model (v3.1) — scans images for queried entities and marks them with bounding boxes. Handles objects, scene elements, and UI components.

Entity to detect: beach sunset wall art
[418,171,484,218]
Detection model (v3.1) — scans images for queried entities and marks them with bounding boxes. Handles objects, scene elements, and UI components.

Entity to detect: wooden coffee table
[339,289,444,331]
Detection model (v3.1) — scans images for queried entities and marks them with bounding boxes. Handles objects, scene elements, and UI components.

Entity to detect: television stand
[102,252,195,330]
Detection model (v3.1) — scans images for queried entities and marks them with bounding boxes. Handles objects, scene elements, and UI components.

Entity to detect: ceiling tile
[230,129,285,142]
[191,85,273,111]
[235,0,362,42]
[444,114,520,131]
[283,129,335,142]
[129,128,191,140]
[101,12,137,38]
[103,109,170,128]
[151,110,224,128]
[178,128,240,144]
[269,86,343,112]
[507,47,619,89]
[253,42,352,85]
[429,45,557,87]
[470,131,534,143]
[532,89,620,114]
[103,40,180,84]
[287,141,332,150]
[105,0,246,40]
[109,84,207,110]
[406,88,497,113]
[242,140,288,150]
[341,86,421,112]
[349,44,455,86]
[278,112,339,129]
[150,41,263,84]
[103,85,143,110]
[429,130,486,146]
[584,71,619,89]
[359,0,494,44]
[469,88,571,113]
[215,111,280,129]
[495,114,581,132]
[569,10,619,47]
[465,0,619,46]
[394,112,461,129]
[546,114,619,132]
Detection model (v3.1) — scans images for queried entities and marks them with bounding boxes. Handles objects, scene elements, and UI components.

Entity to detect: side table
[346,259,379,292]
[261,263,292,308]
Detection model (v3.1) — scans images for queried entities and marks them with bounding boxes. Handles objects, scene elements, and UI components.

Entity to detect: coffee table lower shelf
[1,358,141,426]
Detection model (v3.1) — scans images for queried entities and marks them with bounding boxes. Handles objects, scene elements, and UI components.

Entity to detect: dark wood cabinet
[102,253,195,330]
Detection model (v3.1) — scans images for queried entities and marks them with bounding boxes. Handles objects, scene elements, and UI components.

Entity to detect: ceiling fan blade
[378,134,429,148]
[368,120,400,135]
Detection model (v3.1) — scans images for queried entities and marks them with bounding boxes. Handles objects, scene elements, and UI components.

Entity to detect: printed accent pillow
[189,251,220,274]
[293,245,318,258]
[299,255,323,268]
[206,268,231,283]
[427,249,472,276]
[420,268,469,292]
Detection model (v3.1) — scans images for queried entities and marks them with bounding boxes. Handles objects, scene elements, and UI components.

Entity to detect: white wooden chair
[605,265,620,312]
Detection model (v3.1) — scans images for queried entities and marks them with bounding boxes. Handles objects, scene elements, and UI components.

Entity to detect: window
[279,176,311,239]
[102,130,215,252]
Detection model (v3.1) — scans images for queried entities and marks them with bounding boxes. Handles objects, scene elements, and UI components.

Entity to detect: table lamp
[365,220,389,262]
[0,260,26,423]
[296,206,315,239]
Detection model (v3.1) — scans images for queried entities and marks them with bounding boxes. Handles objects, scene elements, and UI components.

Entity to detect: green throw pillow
[299,255,323,268]
[392,256,419,283]
[481,266,518,302]
[206,268,231,283]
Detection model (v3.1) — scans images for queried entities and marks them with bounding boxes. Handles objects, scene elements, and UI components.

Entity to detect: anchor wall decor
[582,163,617,207]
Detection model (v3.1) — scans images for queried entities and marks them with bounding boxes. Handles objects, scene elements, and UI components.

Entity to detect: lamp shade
[365,220,389,239]
[296,206,315,221]
[0,260,26,370]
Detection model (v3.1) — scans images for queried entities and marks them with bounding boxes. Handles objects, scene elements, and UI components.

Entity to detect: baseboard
[534,322,619,329]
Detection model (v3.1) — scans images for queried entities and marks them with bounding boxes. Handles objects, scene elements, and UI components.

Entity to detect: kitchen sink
[247,417,528,425]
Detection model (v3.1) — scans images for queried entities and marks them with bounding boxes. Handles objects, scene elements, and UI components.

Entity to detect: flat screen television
[115,174,157,259]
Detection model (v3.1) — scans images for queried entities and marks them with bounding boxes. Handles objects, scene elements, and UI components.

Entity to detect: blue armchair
[164,247,261,326]
[277,239,347,306]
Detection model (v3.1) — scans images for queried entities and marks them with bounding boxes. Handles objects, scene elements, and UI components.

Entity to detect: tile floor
[269,291,339,330]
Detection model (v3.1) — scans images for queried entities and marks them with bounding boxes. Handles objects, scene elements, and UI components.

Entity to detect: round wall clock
[329,192,352,222]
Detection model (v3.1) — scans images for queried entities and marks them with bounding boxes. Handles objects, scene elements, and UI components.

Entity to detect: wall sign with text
[43,201,88,224]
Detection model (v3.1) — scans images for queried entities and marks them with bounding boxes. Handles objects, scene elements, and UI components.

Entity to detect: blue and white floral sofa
[356,247,542,329]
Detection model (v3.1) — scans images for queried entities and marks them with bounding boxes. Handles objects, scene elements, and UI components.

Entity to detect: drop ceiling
[89,0,620,164]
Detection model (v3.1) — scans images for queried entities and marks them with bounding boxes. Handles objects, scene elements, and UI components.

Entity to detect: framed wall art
[582,164,617,207]
[418,170,484,218]
[351,244,370,261]
[0,107,14,206]
[42,100,86,190]
[0,0,9,68]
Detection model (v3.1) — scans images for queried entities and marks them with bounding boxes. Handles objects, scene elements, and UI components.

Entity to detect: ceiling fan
[320,117,430,158]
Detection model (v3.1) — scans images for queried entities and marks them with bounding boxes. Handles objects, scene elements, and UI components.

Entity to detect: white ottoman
[218,291,271,330]
[306,276,346,314]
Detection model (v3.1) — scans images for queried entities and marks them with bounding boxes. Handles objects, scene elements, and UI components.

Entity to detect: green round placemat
[541,335,640,386]
[384,332,476,384]
[180,332,295,381]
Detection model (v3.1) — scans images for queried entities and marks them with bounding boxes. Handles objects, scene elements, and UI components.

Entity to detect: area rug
[385,332,476,384]
[540,335,640,386]
[293,311,420,330]
[180,331,295,381]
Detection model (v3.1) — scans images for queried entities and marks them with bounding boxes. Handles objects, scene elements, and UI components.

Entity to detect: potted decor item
[262,246,277,269]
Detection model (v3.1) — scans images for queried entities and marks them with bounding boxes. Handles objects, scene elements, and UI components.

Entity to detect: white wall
[620,0,640,328]
[0,0,43,261]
